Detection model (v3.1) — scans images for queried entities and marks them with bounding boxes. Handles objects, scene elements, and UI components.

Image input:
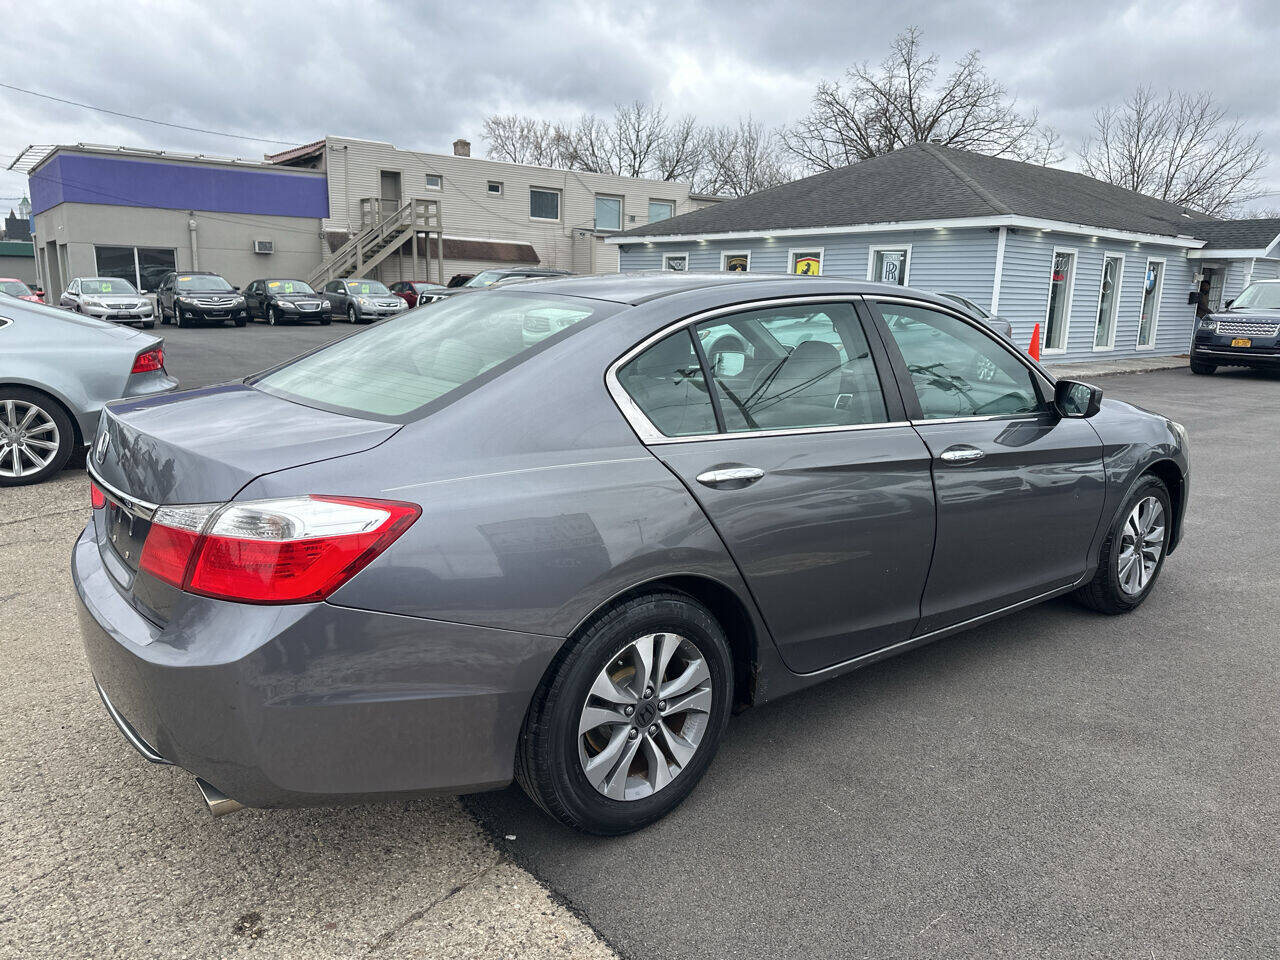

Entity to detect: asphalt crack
[360,855,502,956]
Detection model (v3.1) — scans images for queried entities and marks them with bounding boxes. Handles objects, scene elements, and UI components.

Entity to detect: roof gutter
[609,214,1207,250]
[1189,236,1280,259]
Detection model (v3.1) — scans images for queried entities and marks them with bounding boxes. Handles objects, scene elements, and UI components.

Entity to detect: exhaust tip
[195,777,244,817]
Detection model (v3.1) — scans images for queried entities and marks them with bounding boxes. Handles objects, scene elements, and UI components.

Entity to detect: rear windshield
[1231,283,1280,310]
[176,275,234,292]
[82,278,137,295]
[254,291,615,420]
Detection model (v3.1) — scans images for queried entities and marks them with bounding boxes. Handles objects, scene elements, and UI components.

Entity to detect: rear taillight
[90,481,106,509]
[137,495,419,603]
[131,346,165,374]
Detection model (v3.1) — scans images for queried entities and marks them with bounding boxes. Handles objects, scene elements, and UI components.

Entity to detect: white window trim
[423,173,443,191]
[1091,252,1125,352]
[662,252,690,272]
[594,193,624,232]
[1041,246,1078,354]
[788,247,824,276]
[866,243,912,286]
[648,198,676,223]
[1136,256,1166,350]
[530,186,562,222]
[720,250,751,272]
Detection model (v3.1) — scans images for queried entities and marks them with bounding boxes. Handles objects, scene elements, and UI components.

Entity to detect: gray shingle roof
[619,143,1219,241]
[1190,218,1280,250]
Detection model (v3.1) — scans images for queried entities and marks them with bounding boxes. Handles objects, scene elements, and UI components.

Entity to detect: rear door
[868,297,1106,633]
[613,297,936,674]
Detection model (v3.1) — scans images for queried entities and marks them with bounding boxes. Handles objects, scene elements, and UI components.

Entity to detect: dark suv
[156,272,250,327]
[1191,279,1280,374]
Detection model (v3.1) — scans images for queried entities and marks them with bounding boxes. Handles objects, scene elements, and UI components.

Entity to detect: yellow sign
[268,281,280,287]
[792,256,821,276]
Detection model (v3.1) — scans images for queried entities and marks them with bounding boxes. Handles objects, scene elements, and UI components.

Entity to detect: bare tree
[1079,86,1269,216]
[781,27,1058,170]
[700,118,794,197]
[481,115,568,167]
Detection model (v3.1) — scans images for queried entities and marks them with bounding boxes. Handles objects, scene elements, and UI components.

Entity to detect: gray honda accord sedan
[75,273,1189,835]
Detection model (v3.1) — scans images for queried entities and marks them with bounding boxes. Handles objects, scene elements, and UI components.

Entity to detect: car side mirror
[1225,298,1235,308]
[1054,379,1102,419]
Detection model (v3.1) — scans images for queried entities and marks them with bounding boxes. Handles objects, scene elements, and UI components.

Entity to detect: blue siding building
[613,144,1280,365]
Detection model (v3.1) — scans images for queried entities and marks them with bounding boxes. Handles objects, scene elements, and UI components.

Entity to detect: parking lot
[3,326,1278,959]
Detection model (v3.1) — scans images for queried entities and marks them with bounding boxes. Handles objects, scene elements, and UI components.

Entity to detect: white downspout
[188,215,199,271]
[991,226,1007,314]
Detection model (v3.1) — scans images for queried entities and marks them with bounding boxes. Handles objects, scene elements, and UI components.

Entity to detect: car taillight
[137,495,419,603]
[90,481,106,509]
[131,346,165,374]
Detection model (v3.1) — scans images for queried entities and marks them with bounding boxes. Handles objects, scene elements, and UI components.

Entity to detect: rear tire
[516,592,733,836]
[1072,475,1171,614]
[1190,360,1216,375]
[0,388,75,486]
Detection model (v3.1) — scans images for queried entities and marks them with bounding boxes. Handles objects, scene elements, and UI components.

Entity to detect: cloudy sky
[3,0,1280,212]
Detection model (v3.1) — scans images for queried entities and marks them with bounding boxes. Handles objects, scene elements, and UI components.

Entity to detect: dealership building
[18,139,715,298]
[614,143,1280,363]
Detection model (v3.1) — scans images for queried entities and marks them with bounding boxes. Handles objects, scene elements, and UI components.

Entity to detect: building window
[1043,248,1077,352]
[530,187,561,221]
[663,253,688,272]
[487,181,503,196]
[867,245,910,285]
[721,251,751,272]
[648,199,675,223]
[789,249,823,276]
[94,244,176,292]
[1137,258,1165,348]
[595,194,623,231]
[1093,253,1124,350]
[424,174,443,190]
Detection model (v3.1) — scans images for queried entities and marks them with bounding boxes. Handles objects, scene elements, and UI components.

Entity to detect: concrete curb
[1043,355,1188,380]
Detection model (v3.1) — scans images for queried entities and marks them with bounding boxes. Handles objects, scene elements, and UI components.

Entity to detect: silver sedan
[0,294,177,485]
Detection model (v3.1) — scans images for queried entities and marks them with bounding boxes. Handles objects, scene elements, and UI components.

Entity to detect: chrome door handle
[696,466,765,488]
[939,445,985,464]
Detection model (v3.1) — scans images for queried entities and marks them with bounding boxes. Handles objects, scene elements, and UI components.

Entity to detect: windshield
[81,278,137,296]
[412,282,447,292]
[465,270,508,288]
[267,279,315,295]
[0,280,32,297]
[255,291,613,420]
[1230,282,1280,310]
[346,280,391,296]
[176,275,235,292]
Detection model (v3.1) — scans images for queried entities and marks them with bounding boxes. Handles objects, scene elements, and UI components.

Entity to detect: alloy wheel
[0,399,61,479]
[1117,495,1165,596]
[578,632,713,801]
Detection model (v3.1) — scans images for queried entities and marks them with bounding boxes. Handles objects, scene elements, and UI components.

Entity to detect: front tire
[1073,475,1171,614]
[1190,359,1216,375]
[0,388,75,486]
[347,306,358,324]
[516,592,733,836]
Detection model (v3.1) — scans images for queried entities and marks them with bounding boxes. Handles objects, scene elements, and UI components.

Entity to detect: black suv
[1192,279,1280,374]
[156,272,250,327]
[243,278,331,326]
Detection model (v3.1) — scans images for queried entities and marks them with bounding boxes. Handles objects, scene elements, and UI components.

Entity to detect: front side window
[869,247,909,285]
[594,195,622,231]
[1044,250,1076,351]
[1094,254,1123,349]
[616,331,718,437]
[662,253,688,272]
[697,303,887,432]
[257,292,612,420]
[648,200,674,223]
[876,302,1043,420]
[1138,260,1164,347]
[530,188,561,221]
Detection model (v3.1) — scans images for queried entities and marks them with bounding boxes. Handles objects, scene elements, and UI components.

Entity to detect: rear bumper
[72,525,562,808]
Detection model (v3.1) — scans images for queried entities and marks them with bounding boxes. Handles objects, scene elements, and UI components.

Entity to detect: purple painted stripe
[30,154,329,218]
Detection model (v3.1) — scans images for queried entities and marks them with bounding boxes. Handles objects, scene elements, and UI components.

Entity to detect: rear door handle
[696,466,765,488]
[939,445,985,464]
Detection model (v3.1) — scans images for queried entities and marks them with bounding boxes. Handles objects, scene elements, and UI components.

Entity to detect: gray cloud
[4,0,1280,209]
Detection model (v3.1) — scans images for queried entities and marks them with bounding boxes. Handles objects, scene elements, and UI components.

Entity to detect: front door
[615,299,936,673]
[380,170,402,215]
[869,298,1107,633]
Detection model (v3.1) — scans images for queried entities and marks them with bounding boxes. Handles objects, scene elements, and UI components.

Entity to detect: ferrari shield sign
[792,254,821,275]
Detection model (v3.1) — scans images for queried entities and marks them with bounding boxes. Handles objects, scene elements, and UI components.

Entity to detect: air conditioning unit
[253,239,274,254]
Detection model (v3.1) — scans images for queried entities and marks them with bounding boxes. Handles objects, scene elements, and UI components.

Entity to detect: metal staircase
[309,197,444,288]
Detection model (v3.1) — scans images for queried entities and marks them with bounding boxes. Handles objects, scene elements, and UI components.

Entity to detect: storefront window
[1094,254,1123,349]
[93,245,176,292]
[1138,260,1164,348]
[1044,250,1076,351]
[94,246,137,288]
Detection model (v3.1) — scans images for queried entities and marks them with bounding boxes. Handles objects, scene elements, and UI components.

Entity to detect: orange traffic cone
[1029,322,1041,361]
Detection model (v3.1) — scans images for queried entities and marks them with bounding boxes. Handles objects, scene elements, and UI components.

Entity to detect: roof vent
[453,139,471,157]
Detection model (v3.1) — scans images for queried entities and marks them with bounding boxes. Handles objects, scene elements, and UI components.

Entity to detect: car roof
[507,271,945,306]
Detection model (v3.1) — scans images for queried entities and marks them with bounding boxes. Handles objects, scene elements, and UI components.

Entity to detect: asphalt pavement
[155,317,358,389]
[468,365,1280,960]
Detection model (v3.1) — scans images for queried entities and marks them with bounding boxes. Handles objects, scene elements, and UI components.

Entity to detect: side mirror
[1225,298,1235,308]
[1054,379,1102,419]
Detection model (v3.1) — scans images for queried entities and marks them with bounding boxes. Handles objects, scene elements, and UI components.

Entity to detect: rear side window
[616,331,718,438]
[256,292,613,420]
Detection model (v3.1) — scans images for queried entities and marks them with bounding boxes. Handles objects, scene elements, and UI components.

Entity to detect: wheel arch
[1143,458,1185,553]
[0,381,85,446]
